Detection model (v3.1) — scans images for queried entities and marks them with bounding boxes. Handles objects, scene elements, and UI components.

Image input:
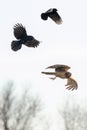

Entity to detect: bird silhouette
[41,8,63,24]
[11,23,40,51]
[42,64,78,91]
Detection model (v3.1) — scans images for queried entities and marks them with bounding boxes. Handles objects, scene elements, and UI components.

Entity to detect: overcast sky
[0,0,87,129]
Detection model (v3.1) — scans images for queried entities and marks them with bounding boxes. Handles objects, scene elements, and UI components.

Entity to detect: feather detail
[65,77,78,90]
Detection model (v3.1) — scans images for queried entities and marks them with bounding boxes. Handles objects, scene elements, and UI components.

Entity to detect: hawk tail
[41,71,56,75]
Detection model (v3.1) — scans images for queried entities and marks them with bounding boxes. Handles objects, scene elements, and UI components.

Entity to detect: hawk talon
[49,77,56,80]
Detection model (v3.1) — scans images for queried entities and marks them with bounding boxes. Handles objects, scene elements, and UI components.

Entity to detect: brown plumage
[11,23,40,51]
[42,64,78,91]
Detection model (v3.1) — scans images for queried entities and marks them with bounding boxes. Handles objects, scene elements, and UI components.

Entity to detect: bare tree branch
[59,97,82,130]
[0,81,14,130]
[0,81,42,130]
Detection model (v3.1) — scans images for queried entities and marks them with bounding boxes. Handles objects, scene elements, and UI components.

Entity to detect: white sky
[0,0,87,129]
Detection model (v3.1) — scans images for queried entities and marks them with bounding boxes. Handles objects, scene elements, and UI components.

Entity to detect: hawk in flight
[11,23,40,51]
[41,8,63,24]
[42,64,78,91]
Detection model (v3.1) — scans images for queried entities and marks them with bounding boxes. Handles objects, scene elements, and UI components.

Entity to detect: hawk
[41,8,63,24]
[11,23,40,51]
[42,64,78,91]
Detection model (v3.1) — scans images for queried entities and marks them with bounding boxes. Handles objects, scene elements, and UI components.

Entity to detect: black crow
[41,8,63,24]
[11,23,40,51]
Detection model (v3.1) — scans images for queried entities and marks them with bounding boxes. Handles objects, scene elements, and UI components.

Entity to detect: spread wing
[65,77,78,91]
[23,36,40,48]
[13,23,27,39]
[49,11,63,24]
[11,23,40,50]
[42,65,78,91]
[46,64,70,72]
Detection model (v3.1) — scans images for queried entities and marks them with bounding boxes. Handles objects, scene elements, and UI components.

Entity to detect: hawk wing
[13,23,27,39]
[42,65,78,91]
[65,77,78,91]
[46,64,70,72]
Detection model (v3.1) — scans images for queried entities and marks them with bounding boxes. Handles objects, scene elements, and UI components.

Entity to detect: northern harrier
[42,64,78,91]
[11,23,40,51]
[41,8,63,24]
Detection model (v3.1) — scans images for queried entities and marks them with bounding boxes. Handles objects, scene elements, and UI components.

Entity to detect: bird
[11,23,40,51]
[41,64,78,91]
[41,8,63,24]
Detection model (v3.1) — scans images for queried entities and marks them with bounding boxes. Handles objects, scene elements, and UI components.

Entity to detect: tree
[57,97,83,130]
[0,81,42,130]
[58,97,87,130]
[77,106,87,130]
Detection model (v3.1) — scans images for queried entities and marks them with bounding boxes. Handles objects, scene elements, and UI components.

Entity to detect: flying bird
[41,8,63,24]
[11,23,40,51]
[42,64,78,91]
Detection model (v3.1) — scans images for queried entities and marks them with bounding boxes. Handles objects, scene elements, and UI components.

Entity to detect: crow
[11,23,40,51]
[41,8,63,24]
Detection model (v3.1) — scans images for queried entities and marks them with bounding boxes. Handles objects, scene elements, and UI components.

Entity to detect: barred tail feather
[41,71,56,75]
[11,40,22,51]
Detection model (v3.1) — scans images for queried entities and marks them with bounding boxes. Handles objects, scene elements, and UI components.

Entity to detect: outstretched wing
[13,23,27,39]
[65,77,78,91]
[46,64,70,72]
[23,36,40,48]
[42,65,78,91]
[49,11,63,24]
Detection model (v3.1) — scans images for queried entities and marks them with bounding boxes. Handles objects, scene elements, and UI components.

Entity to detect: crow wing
[23,36,40,48]
[13,23,27,39]
[48,11,62,24]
